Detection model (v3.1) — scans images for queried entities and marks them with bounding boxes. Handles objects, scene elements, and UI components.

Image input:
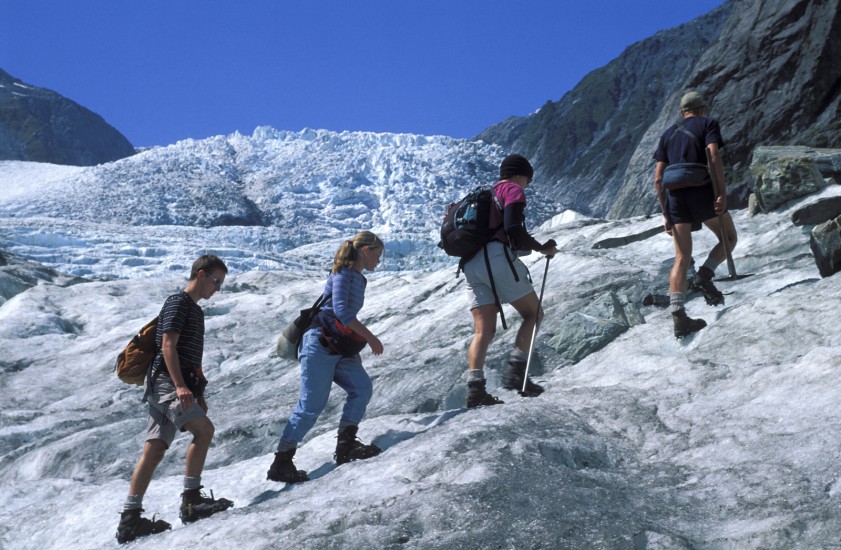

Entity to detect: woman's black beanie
[499,154,534,180]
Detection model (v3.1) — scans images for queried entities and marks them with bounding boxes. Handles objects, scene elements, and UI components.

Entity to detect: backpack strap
[311,292,331,312]
[501,245,520,283]
[309,292,332,330]
[483,244,508,330]
[142,315,162,403]
[490,184,504,214]
[668,123,703,148]
[143,293,193,401]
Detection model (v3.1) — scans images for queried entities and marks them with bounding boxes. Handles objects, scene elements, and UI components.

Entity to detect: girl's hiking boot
[267,449,309,483]
[691,267,725,306]
[672,308,707,338]
[334,425,381,465]
[115,508,171,544]
[466,379,504,408]
[502,360,545,397]
[179,486,233,524]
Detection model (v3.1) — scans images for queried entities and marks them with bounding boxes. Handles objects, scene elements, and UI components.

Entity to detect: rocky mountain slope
[477,0,841,219]
[0,68,135,166]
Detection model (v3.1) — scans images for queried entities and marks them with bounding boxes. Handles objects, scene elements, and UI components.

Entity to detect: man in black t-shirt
[116,255,232,544]
[653,91,738,338]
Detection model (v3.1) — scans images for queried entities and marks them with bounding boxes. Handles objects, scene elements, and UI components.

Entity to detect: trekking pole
[522,256,551,394]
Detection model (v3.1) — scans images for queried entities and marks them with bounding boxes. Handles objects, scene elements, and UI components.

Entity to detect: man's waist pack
[115,318,159,386]
[438,187,502,259]
[277,293,331,361]
[317,310,367,357]
[662,162,711,190]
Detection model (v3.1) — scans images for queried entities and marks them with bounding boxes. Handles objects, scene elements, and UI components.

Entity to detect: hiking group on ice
[114,92,743,544]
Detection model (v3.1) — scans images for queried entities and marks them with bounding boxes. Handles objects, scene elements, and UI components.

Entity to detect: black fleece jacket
[502,202,544,252]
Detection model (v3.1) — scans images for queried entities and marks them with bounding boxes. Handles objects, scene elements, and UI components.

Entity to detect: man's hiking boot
[502,360,545,397]
[267,449,309,483]
[466,379,504,409]
[115,508,171,544]
[334,425,381,465]
[672,308,707,338]
[179,486,233,524]
[692,266,725,306]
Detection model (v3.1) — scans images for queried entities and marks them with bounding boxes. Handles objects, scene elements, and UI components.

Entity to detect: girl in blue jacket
[268,231,384,483]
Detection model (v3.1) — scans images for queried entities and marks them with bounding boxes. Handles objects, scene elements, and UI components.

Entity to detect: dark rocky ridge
[476,0,841,219]
[0,68,135,166]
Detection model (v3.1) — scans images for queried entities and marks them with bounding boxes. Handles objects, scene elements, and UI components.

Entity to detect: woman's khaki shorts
[464,241,533,310]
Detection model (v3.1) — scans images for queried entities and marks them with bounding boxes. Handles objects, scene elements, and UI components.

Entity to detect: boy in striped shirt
[117,255,233,544]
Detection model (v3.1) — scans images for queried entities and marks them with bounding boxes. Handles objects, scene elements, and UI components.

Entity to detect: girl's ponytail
[331,231,383,273]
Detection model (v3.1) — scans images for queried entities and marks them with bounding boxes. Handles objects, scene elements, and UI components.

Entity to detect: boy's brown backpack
[115,318,159,386]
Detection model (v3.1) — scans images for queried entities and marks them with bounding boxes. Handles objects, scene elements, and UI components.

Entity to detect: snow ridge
[0,127,564,278]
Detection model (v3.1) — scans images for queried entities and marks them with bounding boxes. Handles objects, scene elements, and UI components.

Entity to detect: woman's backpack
[437,187,502,260]
[277,293,331,361]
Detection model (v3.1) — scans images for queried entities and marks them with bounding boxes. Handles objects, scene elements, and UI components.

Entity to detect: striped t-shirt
[150,291,206,396]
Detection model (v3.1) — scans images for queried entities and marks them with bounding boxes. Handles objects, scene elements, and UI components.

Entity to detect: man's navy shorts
[666,185,716,231]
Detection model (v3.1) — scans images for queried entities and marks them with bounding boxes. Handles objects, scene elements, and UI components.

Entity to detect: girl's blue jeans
[278,328,372,450]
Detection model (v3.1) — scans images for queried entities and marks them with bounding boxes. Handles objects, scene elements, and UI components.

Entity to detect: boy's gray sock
[670,291,685,313]
[123,494,143,512]
[466,369,485,383]
[184,476,202,491]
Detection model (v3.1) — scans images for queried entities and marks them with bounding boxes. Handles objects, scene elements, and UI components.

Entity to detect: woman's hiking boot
[672,308,706,338]
[334,425,381,465]
[267,449,309,483]
[115,508,171,544]
[691,266,725,306]
[179,486,233,524]
[502,360,545,397]
[466,379,504,409]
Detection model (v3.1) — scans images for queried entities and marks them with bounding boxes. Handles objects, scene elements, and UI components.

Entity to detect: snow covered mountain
[2,130,841,549]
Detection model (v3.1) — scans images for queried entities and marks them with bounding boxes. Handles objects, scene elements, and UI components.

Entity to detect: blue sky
[2,1,725,147]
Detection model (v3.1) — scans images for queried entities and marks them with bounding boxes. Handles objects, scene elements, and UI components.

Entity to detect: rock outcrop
[747,146,841,215]
[792,196,841,226]
[0,251,87,306]
[750,154,826,214]
[745,146,841,276]
[810,215,841,277]
[0,69,135,166]
[546,291,645,365]
[476,0,841,220]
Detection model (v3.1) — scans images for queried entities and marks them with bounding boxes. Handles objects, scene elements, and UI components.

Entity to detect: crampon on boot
[179,486,233,524]
[502,360,544,397]
[466,379,504,409]
[672,308,707,338]
[334,425,381,465]
[267,449,309,483]
[116,508,171,544]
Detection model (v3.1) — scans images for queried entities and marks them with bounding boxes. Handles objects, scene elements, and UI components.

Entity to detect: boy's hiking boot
[672,308,706,338]
[334,425,381,465]
[179,486,233,524]
[116,508,171,544]
[502,360,545,397]
[267,449,309,483]
[466,379,504,409]
[692,266,725,306]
